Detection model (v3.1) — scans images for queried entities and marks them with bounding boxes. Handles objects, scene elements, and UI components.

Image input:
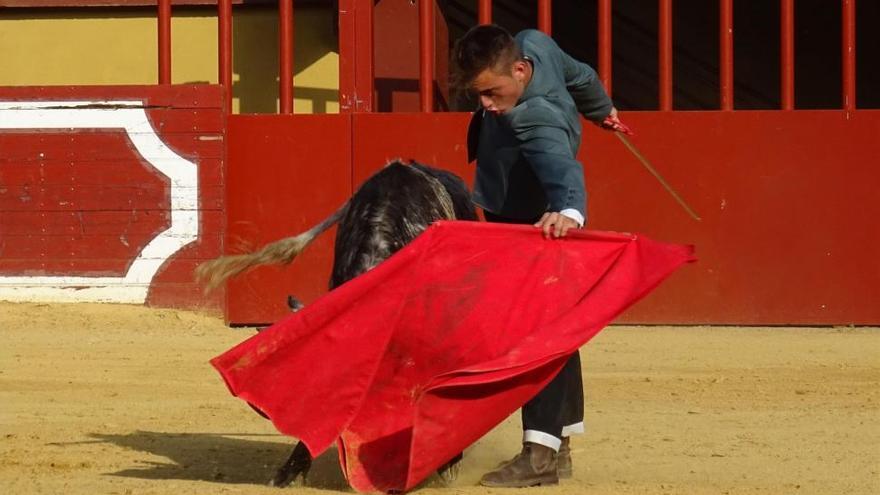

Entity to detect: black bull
[197,160,476,487]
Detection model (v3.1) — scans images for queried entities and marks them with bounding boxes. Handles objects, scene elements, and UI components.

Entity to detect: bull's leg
[436,451,464,485]
[269,441,312,487]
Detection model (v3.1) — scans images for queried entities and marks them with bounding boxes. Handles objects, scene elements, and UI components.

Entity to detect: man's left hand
[534,212,580,239]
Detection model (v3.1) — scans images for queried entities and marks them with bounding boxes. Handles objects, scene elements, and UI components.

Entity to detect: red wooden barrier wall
[2,86,877,325]
[224,114,351,323]
[225,110,880,326]
[0,85,225,311]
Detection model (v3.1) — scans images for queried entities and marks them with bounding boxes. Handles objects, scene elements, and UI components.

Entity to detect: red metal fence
[148,1,862,113]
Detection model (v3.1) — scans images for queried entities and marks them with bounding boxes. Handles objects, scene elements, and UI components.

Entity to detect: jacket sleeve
[558,51,613,122]
[520,29,613,122]
[517,124,587,220]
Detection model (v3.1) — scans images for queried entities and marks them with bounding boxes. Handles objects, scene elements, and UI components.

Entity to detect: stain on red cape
[212,221,695,493]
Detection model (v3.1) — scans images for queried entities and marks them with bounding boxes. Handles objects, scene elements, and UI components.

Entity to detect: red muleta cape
[212,221,694,493]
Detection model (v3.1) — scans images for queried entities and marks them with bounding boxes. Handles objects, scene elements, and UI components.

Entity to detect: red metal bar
[658,0,673,110]
[279,0,294,114]
[719,0,733,110]
[538,0,552,35]
[158,0,171,84]
[419,0,434,113]
[218,0,233,112]
[780,0,794,110]
[339,0,373,112]
[478,0,492,25]
[354,0,374,111]
[842,0,856,111]
[598,0,612,96]
[339,0,355,112]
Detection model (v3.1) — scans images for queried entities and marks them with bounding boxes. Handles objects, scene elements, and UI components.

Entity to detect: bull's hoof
[268,463,310,488]
[436,452,463,486]
[269,442,312,488]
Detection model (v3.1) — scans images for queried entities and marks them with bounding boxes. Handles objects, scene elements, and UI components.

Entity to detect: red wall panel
[582,111,880,324]
[0,85,225,311]
[224,114,352,324]
[224,110,879,325]
[0,132,168,275]
[351,112,472,187]
[343,111,879,325]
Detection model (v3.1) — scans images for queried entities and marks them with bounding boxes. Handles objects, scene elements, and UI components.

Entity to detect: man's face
[470,60,531,115]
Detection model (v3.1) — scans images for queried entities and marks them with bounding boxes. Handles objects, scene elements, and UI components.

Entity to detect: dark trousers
[484,211,585,439]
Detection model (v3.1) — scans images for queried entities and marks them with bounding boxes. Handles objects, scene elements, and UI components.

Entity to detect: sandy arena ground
[1,302,877,495]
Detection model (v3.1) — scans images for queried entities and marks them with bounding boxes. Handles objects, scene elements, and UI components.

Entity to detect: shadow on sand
[86,431,349,490]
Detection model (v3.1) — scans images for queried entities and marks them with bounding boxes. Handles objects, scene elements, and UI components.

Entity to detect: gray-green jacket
[468,29,613,222]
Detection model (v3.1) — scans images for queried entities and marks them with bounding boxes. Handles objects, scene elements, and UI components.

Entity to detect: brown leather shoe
[557,437,572,479]
[480,443,559,487]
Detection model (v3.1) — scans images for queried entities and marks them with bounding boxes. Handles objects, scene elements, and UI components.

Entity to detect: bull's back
[411,164,478,222]
[330,162,473,289]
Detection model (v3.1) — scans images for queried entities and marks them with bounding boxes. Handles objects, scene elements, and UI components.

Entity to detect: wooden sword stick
[614,132,702,221]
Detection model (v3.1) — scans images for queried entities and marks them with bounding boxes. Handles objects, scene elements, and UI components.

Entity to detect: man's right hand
[599,107,634,135]
[534,212,580,239]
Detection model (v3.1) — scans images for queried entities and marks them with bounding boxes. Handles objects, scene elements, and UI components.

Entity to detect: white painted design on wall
[0,100,199,303]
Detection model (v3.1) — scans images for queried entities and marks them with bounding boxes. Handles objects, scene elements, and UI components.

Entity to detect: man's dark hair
[452,24,523,91]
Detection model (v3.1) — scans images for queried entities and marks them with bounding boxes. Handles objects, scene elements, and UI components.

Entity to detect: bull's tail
[195,203,347,292]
